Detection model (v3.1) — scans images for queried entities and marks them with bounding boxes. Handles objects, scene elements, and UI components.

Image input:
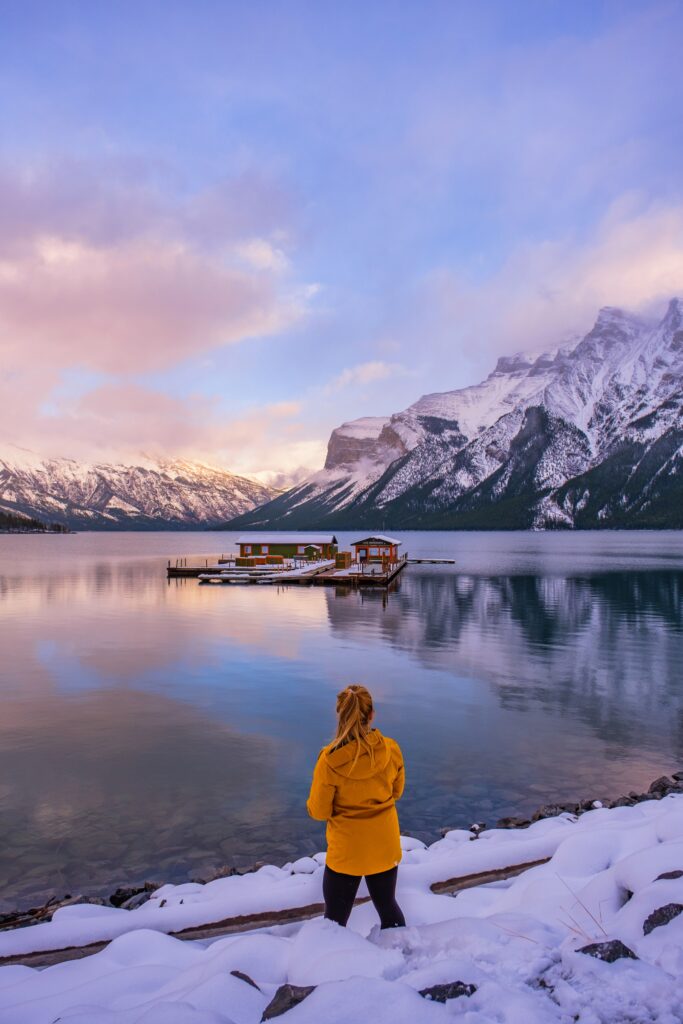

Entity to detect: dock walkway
[167,554,409,587]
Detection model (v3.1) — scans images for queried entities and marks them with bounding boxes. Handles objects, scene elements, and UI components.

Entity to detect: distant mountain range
[0,452,277,530]
[230,298,683,530]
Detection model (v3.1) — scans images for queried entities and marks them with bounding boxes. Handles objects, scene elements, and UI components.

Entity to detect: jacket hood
[323,728,391,780]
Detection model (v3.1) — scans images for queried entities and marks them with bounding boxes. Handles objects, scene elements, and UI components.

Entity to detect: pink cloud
[0,378,324,481]
[0,235,302,374]
[0,159,325,477]
[0,158,306,372]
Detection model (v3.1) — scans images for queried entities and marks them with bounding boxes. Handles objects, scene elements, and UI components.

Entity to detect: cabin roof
[351,534,401,546]
[236,533,338,545]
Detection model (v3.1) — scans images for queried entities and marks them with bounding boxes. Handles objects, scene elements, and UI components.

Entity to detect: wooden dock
[167,556,235,578]
[167,554,409,587]
[313,554,408,587]
[407,557,456,564]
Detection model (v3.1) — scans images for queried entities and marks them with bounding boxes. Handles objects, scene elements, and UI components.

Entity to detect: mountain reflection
[325,569,683,750]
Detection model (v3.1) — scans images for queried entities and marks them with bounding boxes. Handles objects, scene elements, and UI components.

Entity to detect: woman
[307,684,406,929]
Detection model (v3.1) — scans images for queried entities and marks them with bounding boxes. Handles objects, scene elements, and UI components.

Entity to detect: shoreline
[3,769,681,935]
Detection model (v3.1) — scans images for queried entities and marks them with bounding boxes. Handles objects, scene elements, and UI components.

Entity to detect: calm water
[1,530,682,912]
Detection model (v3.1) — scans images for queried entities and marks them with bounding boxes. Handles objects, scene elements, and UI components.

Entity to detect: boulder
[643,903,683,936]
[495,816,531,829]
[261,984,316,1020]
[531,803,574,821]
[419,981,477,1002]
[648,776,674,795]
[110,886,146,908]
[191,864,237,884]
[578,940,638,963]
[655,870,683,882]
[122,890,153,910]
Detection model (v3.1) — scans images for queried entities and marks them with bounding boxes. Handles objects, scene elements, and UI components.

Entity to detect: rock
[110,886,146,908]
[578,940,638,963]
[655,870,683,882]
[672,770,683,782]
[111,881,159,908]
[121,891,152,910]
[190,864,237,884]
[469,822,486,838]
[419,981,477,1002]
[531,803,574,821]
[643,903,683,935]
[231,970,260,991]
[237,861,266,876]
[609,796,636,808]
[495,816,531,829]
[648,776,674,795]
[261,984,316,1020]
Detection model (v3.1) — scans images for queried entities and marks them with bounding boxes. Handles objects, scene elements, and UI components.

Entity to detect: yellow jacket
[306,729,404,876]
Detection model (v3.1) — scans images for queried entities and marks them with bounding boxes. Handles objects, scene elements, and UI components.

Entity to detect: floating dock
[167,554,408,587]
[407,557,456,564]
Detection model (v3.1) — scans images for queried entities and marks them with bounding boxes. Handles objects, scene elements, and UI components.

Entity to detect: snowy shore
[1,787,683,1022]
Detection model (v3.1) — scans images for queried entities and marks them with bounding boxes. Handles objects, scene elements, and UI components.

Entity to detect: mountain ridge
[228,298,683,530]
[0,450,278,530]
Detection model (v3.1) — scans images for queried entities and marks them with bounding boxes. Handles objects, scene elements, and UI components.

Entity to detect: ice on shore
[0,795,682,1022]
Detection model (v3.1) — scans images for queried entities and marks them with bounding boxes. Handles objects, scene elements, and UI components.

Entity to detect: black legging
[323,864,406,929]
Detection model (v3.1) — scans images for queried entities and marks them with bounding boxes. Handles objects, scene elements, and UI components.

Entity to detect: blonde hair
[329,684,374,768]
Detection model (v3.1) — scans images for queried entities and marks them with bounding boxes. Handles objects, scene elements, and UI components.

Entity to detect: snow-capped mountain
[0,450,278,530]
[230,298,683,530]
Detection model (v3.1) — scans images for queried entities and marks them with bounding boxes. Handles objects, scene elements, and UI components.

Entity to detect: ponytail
[329,684,374,769]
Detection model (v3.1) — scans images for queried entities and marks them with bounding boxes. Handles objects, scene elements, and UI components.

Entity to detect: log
[0,857,549,969]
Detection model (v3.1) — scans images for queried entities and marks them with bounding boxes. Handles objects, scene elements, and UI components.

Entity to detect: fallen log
[0,857,549,969]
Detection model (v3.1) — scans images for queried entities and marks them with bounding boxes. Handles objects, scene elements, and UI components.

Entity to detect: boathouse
[236,534,338,559]
[351,535,401,564]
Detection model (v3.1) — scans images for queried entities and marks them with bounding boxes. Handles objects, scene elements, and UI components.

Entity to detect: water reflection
[326,570,683,740]
[1,532,682,911]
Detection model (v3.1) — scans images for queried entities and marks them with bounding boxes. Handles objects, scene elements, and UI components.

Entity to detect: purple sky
[1,0,682,481]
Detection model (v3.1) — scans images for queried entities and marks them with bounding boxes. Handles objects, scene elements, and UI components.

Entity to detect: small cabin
[236,534,338,560]
[351,535,401,565]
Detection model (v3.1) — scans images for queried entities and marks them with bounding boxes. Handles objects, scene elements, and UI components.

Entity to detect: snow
[261,297,683,530]
[349,535,401,546]
[0,455,276,528]
[2,796,683,1023]
[234,535,337,545]
[333,418,390,441]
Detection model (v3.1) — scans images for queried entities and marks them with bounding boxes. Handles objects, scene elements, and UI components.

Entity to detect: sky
[1,0,683,483]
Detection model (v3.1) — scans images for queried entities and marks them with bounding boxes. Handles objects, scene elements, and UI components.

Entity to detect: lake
[1,530,682,913]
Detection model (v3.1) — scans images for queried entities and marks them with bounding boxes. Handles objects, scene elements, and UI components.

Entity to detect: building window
[262,545,269,554]
[298,545,305,554]
[244,545,251,554]
[370,547,379,556]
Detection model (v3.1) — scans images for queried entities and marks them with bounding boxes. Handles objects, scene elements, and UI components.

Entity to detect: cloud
[421,197,683,372]
[236,238,290,272]
[327,360,407,391]
[0,158,329,475]
[0,160,311,376]
[0,377,325,481]
[0,235,308,375]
